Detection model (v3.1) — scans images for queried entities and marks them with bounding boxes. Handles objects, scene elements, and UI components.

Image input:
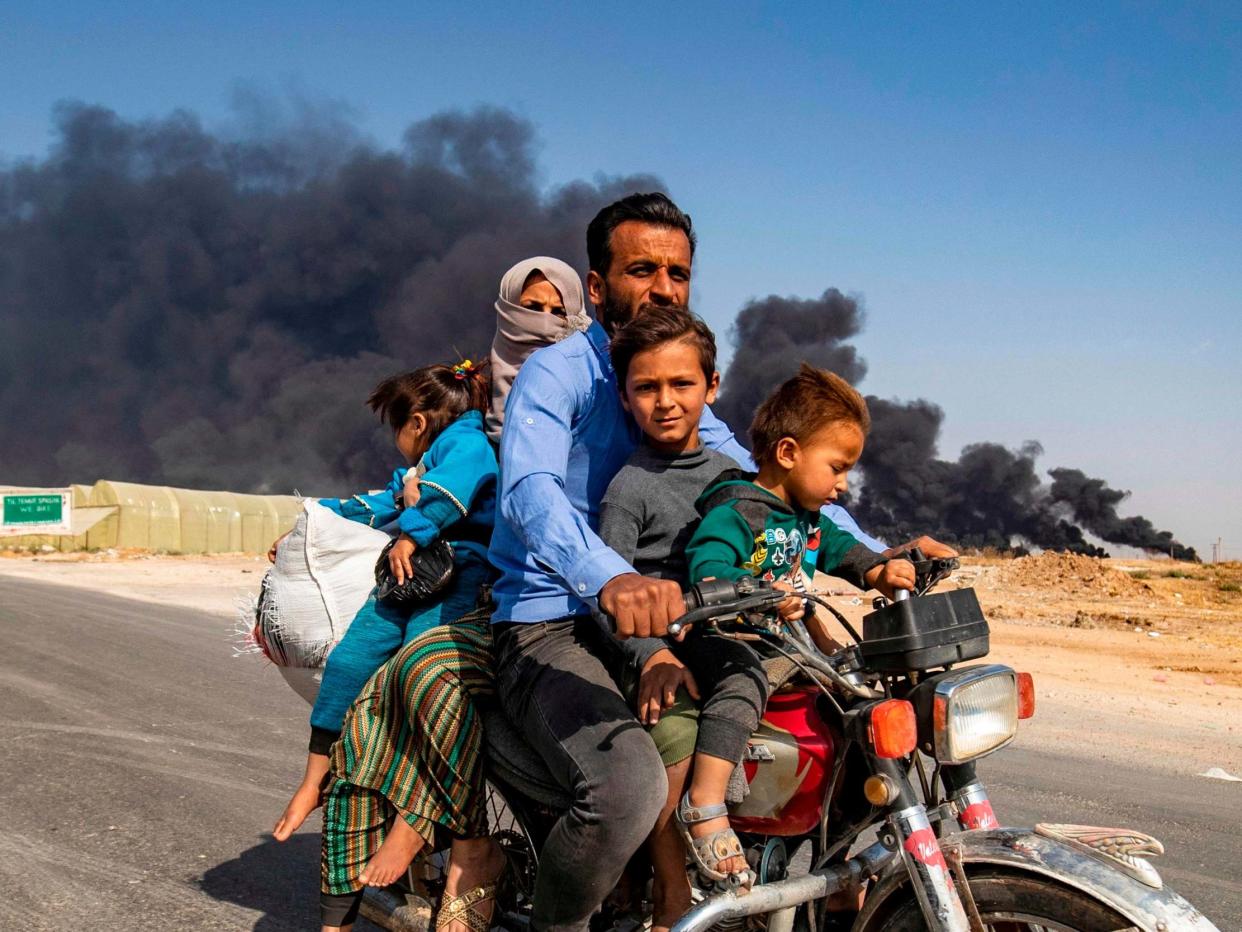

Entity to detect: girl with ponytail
[273,357,503,930]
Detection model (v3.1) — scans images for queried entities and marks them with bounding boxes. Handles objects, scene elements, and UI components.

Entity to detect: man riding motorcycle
[488,192,954,932]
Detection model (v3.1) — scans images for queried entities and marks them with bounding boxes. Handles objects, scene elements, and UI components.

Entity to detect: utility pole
[1212,537,1222,564]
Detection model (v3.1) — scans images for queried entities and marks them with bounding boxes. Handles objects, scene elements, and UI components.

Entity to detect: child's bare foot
[274,752,330,840]
[273,780,324,841]
[359,816,425,888]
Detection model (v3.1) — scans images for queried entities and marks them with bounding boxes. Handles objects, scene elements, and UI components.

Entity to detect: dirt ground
[3,546,1240,775]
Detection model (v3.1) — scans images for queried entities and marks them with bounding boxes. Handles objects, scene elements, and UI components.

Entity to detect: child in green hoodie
[687,362,914,609]
[680,364,915,899]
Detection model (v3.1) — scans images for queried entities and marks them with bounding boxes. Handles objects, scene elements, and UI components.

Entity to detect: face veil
[487,256,590,442]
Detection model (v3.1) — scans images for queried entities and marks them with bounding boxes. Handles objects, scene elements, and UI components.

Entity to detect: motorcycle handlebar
[661,547,960,637]
[667,577,786,637]
[665,577,883,701]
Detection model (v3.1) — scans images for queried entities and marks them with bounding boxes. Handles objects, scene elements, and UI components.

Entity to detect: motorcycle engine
[751,837,788,885]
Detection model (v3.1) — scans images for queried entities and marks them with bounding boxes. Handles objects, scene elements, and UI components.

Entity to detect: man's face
[587,221,692,333]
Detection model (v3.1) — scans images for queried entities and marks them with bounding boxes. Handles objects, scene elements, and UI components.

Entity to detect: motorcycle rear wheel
[483,780,546,930]
[868,868,1131,931]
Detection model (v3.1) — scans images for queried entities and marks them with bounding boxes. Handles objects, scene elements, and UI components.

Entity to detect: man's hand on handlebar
[599,573,687,640]
[637,648,700,725]
[865,558,916,600]
[884,535,958,560]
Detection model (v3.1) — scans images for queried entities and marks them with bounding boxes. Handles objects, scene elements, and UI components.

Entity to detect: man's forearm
[502,471,634,601]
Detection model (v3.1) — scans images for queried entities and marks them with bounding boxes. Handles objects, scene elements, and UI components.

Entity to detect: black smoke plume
[718,299,1195,559]
[1048,468,1196,560]
[712,289,867,431]
[0,98,1197,559]
[0,100,657,494]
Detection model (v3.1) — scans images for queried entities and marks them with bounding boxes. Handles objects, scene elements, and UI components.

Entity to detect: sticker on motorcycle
[960,800,999,830]
[903,827,948,870]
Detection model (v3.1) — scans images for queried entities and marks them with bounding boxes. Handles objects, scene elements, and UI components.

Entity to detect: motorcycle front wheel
[868,868,1131,931]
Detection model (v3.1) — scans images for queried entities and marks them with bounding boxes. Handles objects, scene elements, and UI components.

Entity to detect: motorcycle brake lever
[667,591,784,637]
[911,556,960,596]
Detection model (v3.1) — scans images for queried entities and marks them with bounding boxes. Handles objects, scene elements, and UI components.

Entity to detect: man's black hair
[586,192,696,276]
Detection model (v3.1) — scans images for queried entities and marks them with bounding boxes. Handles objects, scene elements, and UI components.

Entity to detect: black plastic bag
[374,537,456,607]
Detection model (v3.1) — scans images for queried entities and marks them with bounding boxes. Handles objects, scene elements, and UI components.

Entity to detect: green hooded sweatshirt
[687,469,886,591]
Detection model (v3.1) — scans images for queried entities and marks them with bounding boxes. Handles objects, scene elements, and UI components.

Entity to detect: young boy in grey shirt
[598,307,787,920]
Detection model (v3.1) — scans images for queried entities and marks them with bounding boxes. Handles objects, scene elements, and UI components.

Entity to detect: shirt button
[577,583,586,591]
[525,417,534,425]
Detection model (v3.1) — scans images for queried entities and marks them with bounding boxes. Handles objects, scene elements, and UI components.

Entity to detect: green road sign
[2,492,67,531]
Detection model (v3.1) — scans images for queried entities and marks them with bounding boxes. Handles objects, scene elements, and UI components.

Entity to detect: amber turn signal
[863,774,898,806]
[1016,672,1035,719]
[869,699,918,758]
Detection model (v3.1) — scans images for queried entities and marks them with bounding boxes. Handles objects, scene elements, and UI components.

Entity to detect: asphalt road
[1,577,1238,930]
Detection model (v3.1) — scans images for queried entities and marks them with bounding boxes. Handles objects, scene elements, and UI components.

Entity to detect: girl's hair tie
[452,358,475,380]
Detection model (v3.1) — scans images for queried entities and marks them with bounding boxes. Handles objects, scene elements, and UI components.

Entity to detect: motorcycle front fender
[853,828,1220,932]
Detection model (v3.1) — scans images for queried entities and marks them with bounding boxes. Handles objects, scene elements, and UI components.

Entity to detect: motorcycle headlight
[926,665,1018,764]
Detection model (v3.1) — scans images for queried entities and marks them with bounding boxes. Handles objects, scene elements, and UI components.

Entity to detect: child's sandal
[674,792,755,888]
[435,881,498,932]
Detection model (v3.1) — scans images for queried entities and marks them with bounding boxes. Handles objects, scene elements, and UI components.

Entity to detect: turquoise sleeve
[318,488,401,528]
[397,427,497,546]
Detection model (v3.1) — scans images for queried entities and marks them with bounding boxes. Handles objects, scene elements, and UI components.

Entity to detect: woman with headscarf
[486,256,590,442]
[306,257,588,932]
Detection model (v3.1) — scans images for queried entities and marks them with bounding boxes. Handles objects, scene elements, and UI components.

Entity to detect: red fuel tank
[728,686,837,836]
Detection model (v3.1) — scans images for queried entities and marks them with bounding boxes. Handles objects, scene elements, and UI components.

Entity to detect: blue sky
[3,1,1239,556]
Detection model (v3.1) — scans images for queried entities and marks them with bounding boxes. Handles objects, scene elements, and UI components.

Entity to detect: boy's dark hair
[586,192,696,276]
[750,363,870,465]
[367,359,491,439]
[610,305,717,387]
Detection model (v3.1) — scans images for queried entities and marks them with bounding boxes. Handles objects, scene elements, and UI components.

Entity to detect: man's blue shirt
[489,321,885,622]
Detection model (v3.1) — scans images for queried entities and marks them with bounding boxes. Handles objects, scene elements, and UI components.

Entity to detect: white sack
[255,500,390,673]
[277,666,324,705]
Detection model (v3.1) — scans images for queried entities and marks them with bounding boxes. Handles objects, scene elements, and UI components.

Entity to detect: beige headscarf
[486,256,590,441]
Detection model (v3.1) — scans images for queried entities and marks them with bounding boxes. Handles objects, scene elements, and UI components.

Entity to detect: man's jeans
[494,616,667,932]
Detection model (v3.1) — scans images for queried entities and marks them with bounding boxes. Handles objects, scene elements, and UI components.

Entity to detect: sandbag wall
[6,480,301,554]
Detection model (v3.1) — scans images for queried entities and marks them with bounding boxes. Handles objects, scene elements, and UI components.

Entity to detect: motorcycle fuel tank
[729,686,836,836]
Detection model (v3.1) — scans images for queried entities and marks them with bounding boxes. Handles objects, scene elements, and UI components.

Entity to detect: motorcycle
[365,553,1219,932]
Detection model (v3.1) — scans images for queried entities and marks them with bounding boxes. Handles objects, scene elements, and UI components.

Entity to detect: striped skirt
[322,608,495,895]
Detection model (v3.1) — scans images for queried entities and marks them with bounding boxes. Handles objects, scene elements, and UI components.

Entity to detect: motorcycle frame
[691,621,984,932]
[680,613,1051,932]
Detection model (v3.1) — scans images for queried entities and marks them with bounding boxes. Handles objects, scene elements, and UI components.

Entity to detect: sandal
[435,881,498,932]
[674,792,755,889]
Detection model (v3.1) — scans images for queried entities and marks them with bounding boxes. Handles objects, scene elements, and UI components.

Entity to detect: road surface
[1,577,1237,930]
